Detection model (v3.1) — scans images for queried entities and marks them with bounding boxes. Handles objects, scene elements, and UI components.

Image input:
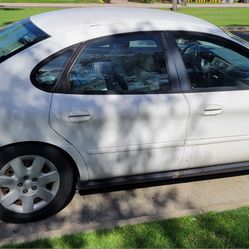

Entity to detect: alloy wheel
[0,155,60,214]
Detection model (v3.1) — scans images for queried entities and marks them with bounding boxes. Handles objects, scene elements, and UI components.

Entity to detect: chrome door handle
[199,105,223,116]
[62,111,92,122]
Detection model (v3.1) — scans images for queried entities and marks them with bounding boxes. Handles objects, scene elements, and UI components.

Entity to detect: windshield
[225,31,249,48]
[0,18,49,63]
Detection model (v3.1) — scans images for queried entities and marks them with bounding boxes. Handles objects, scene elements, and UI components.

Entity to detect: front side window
[174,34,249,90]
[0,18,48,63]
[68,33,170,93]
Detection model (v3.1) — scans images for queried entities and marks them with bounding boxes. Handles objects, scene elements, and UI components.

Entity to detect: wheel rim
[0,155,60,214]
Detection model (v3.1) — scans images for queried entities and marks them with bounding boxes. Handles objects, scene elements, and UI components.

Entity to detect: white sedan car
[0,7,249,223]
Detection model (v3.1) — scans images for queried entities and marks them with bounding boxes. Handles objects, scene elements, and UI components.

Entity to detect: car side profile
[1,7,249,223]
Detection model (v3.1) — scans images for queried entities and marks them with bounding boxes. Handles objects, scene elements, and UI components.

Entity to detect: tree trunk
[172,0,177,11]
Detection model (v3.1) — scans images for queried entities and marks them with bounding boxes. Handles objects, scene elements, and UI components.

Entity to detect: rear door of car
[35,32,190,180]
[167,31,249,169]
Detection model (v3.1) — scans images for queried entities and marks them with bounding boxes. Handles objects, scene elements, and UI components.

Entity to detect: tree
[172,0,177,11]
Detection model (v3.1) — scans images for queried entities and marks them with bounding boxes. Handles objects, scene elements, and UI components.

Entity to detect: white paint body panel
[50,94,189,179]
[182,91,249,168]
[30,8,223,37]
[0,46,89,181]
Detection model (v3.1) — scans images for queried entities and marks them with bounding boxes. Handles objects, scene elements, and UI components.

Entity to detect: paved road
[1,172,249,245]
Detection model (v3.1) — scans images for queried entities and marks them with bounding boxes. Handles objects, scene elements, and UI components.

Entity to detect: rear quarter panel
[0,39,89,181]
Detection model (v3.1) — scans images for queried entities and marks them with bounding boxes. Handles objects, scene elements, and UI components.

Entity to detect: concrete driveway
[1,172,249,245]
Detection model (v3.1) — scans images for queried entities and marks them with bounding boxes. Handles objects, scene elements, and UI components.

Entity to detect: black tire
[0,143,76,223]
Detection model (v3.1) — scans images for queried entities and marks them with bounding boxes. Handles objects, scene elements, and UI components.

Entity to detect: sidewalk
[1,173,249,245]
[0,1,249,8]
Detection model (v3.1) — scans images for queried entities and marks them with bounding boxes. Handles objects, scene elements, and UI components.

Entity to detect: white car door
[173,32,249,168]
[45,32,190,180]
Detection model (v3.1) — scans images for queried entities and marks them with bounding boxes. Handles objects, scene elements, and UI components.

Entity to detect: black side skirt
[78,161,249,195]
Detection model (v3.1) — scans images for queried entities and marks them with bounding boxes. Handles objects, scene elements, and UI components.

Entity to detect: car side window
[174,35,249,90]
[68,33,170,93]
[32,48,75,90]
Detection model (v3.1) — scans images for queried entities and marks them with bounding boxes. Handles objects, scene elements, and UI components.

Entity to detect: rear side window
[0,18,48,63]
[68,33,170,94]
[32,33,171,94]
[31,47,76,91]
[34,50,73,89]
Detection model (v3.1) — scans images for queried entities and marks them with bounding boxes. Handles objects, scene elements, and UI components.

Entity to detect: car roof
[30,7,223,37]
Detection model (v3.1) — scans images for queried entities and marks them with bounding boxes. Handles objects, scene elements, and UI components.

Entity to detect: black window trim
[168,30,249,93]
[163,31,190,92]
[31,31,182,95]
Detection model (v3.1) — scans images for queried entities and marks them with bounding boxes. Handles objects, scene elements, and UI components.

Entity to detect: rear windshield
[0,18,49,63]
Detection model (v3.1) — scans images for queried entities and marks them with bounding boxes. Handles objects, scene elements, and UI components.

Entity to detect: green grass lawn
[0,7,249,28]
[0,8,57,27]
[2,207,249,248]
[178,8,249,26]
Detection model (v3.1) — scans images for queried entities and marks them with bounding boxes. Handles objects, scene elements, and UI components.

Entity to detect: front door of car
[47,32,190,180]
[171,32,249,168]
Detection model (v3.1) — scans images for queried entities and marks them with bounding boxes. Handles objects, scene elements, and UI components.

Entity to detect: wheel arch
[0,141,81,183]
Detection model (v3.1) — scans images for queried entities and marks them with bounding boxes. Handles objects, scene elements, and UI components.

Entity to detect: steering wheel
[183,41,212,73]
[182,41,213,88]
[183,41,200,57]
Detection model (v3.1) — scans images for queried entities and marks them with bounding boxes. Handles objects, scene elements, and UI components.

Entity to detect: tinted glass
[226,31,249,48]
[34,49,74,90]
[68,33,170,93]
[0,19,48,63]
[175,35,249,89]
